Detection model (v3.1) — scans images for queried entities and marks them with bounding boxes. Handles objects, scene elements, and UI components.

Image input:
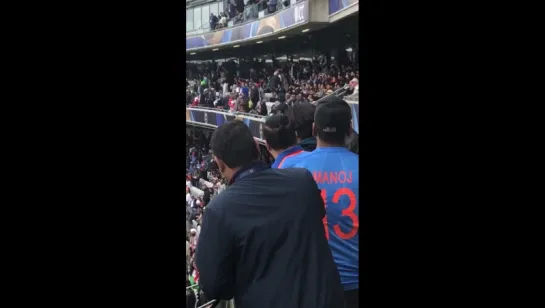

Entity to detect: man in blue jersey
[292,96,359,308]
[263,114,310,168]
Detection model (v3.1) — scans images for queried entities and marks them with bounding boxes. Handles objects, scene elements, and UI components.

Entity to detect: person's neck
[270,145,294,159]
[223,168,238,184]
[316,139,344,148]
[269,149,280,159]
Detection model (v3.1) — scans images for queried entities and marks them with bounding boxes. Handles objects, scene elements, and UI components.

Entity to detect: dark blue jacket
[298,136,317,152]
[195,163,343,308]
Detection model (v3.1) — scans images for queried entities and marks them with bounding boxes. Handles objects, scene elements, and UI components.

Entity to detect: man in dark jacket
[210,13,218,30]
[269,70,281,91]
[249,83,259,108]
[195,120,343,308]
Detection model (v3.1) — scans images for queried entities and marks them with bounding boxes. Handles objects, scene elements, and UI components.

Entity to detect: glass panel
[210,3,218,18]
[202,5,210,30]
[186,8,194,31]
[218,1,224,14]
[194,7,202,30]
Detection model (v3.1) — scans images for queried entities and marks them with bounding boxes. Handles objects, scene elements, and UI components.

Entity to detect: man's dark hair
[314,95,352,146]
[263,114,297,151]
[276,102,288,115]
[210,120,259,168]
[285,101,315,140]
[345,129,359,154]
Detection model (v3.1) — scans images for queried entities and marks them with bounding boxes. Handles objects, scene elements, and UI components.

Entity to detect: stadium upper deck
[186,0,359,52]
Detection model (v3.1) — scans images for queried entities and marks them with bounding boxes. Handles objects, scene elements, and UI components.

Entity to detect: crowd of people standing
[185,53,360,308]
[207,0,286,32]
[186,59,359,118]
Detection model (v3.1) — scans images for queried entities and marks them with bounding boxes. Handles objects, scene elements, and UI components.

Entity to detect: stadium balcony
[186,0,359,53]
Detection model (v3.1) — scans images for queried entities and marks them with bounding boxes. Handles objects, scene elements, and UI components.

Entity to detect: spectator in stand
[285,101,317,151]
[286,94,296,106]
[276,100,288,115]
[250,83,259,108]
[257,98,268,116]
[210,13,218,31]
[270,70,281,92]
[228,93,237,111]
[268,0,278,14]
[237,99,249,113]
[219,12,228,28]
[263,114,311,168]
[235,0,244,13]
[295,93,306,105]
[291,96,359,308]
[229,1,237,18]
[240,81,249,98]
[346,78,359,96]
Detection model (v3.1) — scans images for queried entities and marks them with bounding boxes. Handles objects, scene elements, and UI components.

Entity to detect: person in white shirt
[186,239,190,265]
[349,78,359,95]
[186,191,192,206]
[219,14,227,27]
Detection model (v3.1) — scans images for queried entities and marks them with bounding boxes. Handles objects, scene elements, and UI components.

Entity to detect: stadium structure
[186,2,359,307]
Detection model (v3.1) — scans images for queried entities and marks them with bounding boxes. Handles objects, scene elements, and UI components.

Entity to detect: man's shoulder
[203,193,230,213]
[265,167,314,182]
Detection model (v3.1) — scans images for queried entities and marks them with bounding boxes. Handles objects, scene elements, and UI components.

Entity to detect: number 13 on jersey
[320,188,358,240]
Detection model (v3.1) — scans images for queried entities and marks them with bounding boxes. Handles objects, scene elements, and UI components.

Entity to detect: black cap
[314,95,351,135]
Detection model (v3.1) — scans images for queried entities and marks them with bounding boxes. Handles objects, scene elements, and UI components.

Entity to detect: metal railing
[312,85,350,105]
[198,300,218,308]
[187,105,267,120]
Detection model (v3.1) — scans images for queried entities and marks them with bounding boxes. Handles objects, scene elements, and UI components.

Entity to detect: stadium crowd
[186,59,359,117]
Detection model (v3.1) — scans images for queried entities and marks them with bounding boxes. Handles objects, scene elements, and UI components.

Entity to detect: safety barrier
[186,107,267,143]
[186,90,359,134]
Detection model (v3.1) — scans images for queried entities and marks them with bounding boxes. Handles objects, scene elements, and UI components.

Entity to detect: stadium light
[302,29,310,33]
[212,48,219,51]
[278,36,286,39]
[233,45,240,48]
[190,52,196,55]
[345,48,353,52]
[256,41,263,44]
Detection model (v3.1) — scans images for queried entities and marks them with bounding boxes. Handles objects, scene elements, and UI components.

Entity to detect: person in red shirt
[191,96,199,106]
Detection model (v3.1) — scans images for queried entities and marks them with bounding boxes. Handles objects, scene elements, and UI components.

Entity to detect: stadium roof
[186,0,217,9]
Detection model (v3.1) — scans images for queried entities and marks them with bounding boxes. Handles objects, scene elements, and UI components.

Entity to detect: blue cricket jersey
[293,147,359,290]
[270,145,311,169]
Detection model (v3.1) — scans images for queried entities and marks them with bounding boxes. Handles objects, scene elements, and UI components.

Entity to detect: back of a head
[314,95,352,146]
[263,114,297,152]
[210,120,259,169]
[276,102,288,115]
[285,101,315,140]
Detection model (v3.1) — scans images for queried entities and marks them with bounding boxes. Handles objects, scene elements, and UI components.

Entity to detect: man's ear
[214,156,226,174]
[348,121,354,137]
